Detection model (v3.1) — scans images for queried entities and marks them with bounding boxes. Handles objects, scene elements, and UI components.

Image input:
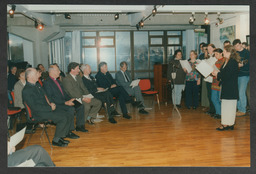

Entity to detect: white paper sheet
[83,94,94,98]
[179,60,192,73]
[16,159,36,167]
[10,126,26,147]
[76,98,82,104]
[195,60,214,78]
[96,88,109,93]
[130,79,140,88]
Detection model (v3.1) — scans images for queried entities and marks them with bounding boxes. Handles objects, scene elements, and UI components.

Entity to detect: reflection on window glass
[64,32,72,73]
[100,38,114,46]
[100,48,115,71]
[134,72,149,79]
[82,48,97,72]
[150,47,164,70]
[8,34,24,62]
[168,37,180,45]
[167,31,181,35]
[167,46,181,62]
[83,39,95,46]
[99,32,114,36]
[182,31,186,60]
[134,32,149,71]
[116,32,131,70]
[150,38,162,45]
[149,31,164,35]
[82,32,96,37]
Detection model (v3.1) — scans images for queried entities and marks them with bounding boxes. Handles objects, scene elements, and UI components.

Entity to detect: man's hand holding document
[130,79,140,88]
[179,60,192,73]
[195,57,218,82]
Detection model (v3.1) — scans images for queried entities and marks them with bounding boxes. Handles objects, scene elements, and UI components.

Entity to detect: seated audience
[36,68,43,86]
[14,69,26,109]
[22,68,74,147]
[52,63,66,80]
[43,64,81,139]
[37,64,49,80]
[62,62,102,127]
[185,50,200,109]
[212,45,240,131]
[115,61,148,114]
[8,65,18,91]
[80,64,118,124]
[95,62,133,119]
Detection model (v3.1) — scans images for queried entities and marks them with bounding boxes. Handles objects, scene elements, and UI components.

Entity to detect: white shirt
[70,73,77,81]
[121,70,129,82]
[84,75,92,80]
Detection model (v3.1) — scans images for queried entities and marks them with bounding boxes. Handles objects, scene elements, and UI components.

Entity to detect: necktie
[124,72,130,82]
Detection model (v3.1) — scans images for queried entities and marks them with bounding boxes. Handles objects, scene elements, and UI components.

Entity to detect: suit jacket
[14,80,25,108]
[22,82,53,118]
[115,70,132,89]
[217,58,239,100]
[95,71,116,89]
[62,74,90,99]
[8,73,18,91]
[43,77,72,110]
[81,75,98,95]
[167,59,186,84]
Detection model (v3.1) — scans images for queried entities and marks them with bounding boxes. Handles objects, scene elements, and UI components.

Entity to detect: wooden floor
[15,97,250,167]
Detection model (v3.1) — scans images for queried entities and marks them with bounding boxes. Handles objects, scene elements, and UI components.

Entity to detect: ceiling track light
[9,5,16,18]
[204,12,210,25]
[64,13,71,19]
[152,5,157,16]
[139,20,144,28]
[189,12,196,25]
[216,12,224,26]
[35,20,44,31]
[114,13,119,20]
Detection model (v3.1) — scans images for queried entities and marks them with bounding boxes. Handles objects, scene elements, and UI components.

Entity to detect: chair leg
[43,123,53,149]
[156,94,160,109]
[26,125,35,146]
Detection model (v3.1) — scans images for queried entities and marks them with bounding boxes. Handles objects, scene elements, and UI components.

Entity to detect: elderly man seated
[115,61,148,115]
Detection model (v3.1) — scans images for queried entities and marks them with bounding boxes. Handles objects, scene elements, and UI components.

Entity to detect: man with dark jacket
[22,68,73,147]
[43,64,82,138]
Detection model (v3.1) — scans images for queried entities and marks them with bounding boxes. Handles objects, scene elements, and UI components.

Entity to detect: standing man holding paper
[167,50,187,108]
[62,62,102,130]
[115,61,148,115]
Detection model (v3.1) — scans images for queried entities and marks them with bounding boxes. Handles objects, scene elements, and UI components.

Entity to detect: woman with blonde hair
[212,45,240,131]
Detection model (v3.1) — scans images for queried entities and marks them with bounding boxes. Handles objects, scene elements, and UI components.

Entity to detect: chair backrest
[24,102,35,122]
[8,91,14,106]
[11,91,15,102]
[139,79,151,91]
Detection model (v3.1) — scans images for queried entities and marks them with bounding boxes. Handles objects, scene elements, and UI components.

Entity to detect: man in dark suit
[43,64,82,137]
[115,61,148,114]
[80,64,118,124]
[22,68,74,147]
[62,62,102,129]
[95,62,133,119]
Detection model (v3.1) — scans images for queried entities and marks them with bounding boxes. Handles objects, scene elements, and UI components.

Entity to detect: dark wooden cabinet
[154,64,171,102]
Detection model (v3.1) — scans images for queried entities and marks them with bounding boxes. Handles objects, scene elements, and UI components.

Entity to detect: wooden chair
[139,79,160,109]
[24,102,53,149]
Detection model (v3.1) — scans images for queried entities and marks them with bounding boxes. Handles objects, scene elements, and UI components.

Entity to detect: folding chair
[139,79,160,109]
[24,102,53,149]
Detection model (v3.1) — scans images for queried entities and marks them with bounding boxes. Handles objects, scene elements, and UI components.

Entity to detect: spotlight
[9,5,16,18]
[136,24,140,30]
[139,20,144,28]
[217,12,224,24]
[35,21,44,31]
[152,5,157,16]
[114,13,119,20]
[189,12,196,25]
[204,12,210,25]
[64,13,71,19]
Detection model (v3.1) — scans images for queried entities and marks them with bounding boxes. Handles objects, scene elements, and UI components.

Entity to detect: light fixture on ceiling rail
[204,12,210,25]
[9,5,16,18]
[35,20,44,31]
[65,13,71,19]
[215,12,224,27]
[152,5,157,16]
[136,20,144,30]
[189,12,196,25]
[114,13,119,20]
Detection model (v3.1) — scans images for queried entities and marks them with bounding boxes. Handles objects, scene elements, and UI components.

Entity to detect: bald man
[22,68,73,147]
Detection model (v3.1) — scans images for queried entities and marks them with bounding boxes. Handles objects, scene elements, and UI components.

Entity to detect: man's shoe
[139,109,149,115]
[66,132,80,139]
[87,118,95,125]
[108,118,117,124]
[176,105,181,108]
[132,101,141,106]
[52,140,68,147]
[236,111,246,117]
[25,129,35,134]
[76,126,89,132]
[60,138,70,144]
[111,110,121,116]
[123,114,131,119]
[214,114,221,119]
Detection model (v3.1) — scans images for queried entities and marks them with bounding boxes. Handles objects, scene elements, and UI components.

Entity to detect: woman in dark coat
[212,45,240,131]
